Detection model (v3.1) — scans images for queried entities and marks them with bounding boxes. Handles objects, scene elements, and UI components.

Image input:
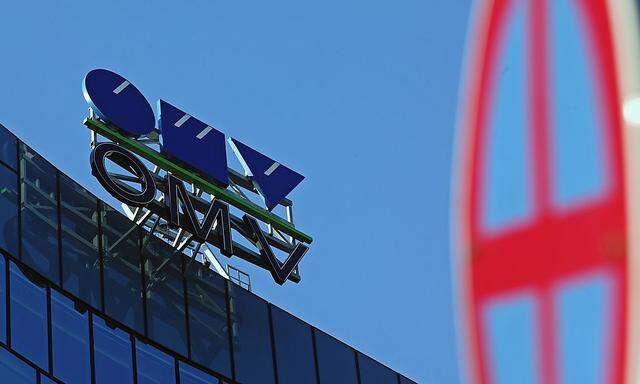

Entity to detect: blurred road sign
[453,0,640,383]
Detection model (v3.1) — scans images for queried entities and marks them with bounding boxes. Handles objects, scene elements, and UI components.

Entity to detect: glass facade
[271,305,318,384]
[358,353,400,384]
[93,315,134,384]
[51,290,91,384]
[142,235,189,357]
[314,329,358,384]
[185,259,233,377]
[9,262,49,371]
[20,144,60,283]
[101,203,145,334]
[136,339,176,384]
[229,285,275,384]
[59,174,101,309]
[0,158,18,257]
[0,124,413,384]
[0,346,37,384]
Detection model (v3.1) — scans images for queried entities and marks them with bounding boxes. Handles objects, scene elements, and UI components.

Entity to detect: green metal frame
[84,118,313,244]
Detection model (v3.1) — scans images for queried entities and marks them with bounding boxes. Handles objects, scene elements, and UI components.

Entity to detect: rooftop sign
[82,69,312,285]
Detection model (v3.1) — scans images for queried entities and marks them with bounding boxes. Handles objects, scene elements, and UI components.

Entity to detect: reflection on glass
[93,315,134,384]
[0,125,17,170]
[314,329,357,384]
[357,353,397,384]
[179,361,220,384]
[136,340,176,384]
[230,284,275,384]
[20,144,59,283]
[0,163,18,256]
[271,305,317,384]
[51,290,91,384]
[101,204,144,334]
[59,174,101,308]
[9,262,48,370]
[0,346,36,384]
[0,255,5,343]
[185,262,232,377]
[142,235,187,355]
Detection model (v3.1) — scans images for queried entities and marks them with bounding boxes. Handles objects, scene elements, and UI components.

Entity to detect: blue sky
[0,1,470,382]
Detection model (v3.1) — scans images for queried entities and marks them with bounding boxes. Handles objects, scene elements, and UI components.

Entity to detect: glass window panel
[270,305,317,384]
[555,273,612,384]
[20,144,59,283]
[482,0,530,232]
[179,362,220,384]
[0,255,5,343]
[185,263,232,377]
[315,329,357,384]
[136,340,176,384]
[357,354,397,384]
[483,293,539,384]
[9,262,48,370]
[230,284,275,384]
[0,163,18,256]
[39,374,57,384]
[0,125,17,170]
[59,174,101,308]
[51,290,91,384]
[142,235,187,355]
[398,375,417,384]
[551,0,607,207]
[0,346,36,384]
[92,315,134,384]
[101,204,144,334]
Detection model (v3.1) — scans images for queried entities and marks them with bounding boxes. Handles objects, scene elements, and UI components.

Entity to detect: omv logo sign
[82,69,304,210]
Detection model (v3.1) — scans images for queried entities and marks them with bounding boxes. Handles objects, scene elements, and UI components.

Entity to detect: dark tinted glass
[0,163,18,256]
[9,262,48,370]
[271,305,317,384]
[19,144,59,283]
[136,340,176,384]
[40,374,57,384]
[315,330,357,384]
[59,174,101,308]
[93,315,134,384]
[51,291,91,384]
[357,353,397,384]
[0,346,36,383]
[185,263,232,377]
[142,235,187,355]
[101,204,144,333]
[230,285,275,384]
[398,375,417,384]
[0,124,17,170]
[179,361,220,384]
[0,255,5,343]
